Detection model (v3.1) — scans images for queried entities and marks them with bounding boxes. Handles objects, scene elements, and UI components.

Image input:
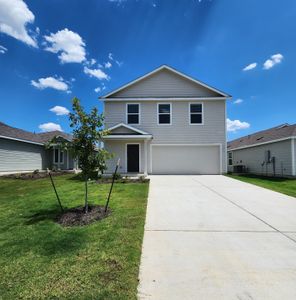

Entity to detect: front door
[127,144,139,173]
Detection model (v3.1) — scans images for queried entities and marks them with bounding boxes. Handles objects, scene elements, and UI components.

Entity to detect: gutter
[0,135,44,146]
[228,136,296,152]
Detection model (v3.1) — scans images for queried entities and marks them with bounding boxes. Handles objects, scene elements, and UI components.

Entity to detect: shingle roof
[228,123,296,150]
[0,122,72,145]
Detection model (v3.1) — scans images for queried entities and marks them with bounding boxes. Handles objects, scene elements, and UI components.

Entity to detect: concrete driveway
[138,175,296,300]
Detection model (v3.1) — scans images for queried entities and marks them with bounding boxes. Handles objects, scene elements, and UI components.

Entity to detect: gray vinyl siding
[111,69,220,98]
[104,140,145,174]
[105,100,227,172]
[0,138,50,172]
[229,139,293,177]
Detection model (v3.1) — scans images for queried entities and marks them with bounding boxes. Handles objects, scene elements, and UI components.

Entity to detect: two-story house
[101,65,230,175]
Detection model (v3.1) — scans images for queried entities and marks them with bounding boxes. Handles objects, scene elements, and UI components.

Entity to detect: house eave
[101,97,230,102]
[103,135,153,140]
[228,136,296,151]
[0,135,44,146]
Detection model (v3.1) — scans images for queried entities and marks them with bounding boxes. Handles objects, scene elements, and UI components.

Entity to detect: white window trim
[189,102,204,125]
[125,143,141,173]
[126,103,140,125]
[157,102,172,125]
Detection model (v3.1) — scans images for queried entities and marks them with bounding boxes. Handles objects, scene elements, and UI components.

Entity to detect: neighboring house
[227,123,296,177]
[0,122,77,173]
[101,65,231,175]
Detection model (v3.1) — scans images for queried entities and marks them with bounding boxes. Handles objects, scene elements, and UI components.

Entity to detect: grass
[226,174,296,198]
[0,174,149,299]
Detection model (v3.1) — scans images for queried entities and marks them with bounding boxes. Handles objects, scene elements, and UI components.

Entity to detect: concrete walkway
[138,175,296,300]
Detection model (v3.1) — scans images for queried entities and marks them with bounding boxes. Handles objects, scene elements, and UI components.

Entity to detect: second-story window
[127,104,139,124]
[189,103,203,124]
[158,103,171,125]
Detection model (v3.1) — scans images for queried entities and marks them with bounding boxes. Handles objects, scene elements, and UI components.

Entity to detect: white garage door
[151,145,221,175]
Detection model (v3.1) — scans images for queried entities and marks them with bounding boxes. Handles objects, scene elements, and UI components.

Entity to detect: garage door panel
[152,145,220,175]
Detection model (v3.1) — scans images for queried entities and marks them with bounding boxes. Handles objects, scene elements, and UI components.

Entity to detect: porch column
[67,150,69,170]
[58,148,60,170]
[144,139,148,176]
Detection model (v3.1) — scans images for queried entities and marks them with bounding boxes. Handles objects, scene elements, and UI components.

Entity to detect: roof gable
[0,122,72,145]
[102,65,230,99]
[108,123,150,135]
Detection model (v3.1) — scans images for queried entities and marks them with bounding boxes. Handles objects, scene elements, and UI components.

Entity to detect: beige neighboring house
[227,123,296,177]
[101,65,231,175]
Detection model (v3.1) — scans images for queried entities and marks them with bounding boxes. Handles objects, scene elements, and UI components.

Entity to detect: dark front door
[127,144,139,173]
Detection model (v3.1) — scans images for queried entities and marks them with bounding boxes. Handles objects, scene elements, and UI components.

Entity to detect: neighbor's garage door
[151,145,220,175]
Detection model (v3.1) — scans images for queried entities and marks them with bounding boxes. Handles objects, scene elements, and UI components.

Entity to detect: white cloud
[94,87,101,93]
[227,118,250,132]
[49,105,69,115]
[0,0,37,47]
[0,45,7,54]
[243,62,257,71]
[31,77,69,91]
[39,122,62,132]
[108,52,113,60]
[263,53,283,70]
[44,28,86,63]
[104,61,112,69]
[233,98,243,104]
[84,66,110,80]
[90,58,96,65]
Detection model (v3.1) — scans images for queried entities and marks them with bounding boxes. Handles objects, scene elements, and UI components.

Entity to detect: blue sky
[0,0,295,140]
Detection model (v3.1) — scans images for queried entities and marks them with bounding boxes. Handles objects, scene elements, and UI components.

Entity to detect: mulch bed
[57,205,110,227]
[96,178,150,184]
[2,171,71,180]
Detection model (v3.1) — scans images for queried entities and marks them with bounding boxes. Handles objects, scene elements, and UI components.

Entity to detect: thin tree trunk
[84,176,88,213]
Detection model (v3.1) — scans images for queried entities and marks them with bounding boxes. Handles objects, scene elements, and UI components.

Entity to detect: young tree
[52,97,110,213]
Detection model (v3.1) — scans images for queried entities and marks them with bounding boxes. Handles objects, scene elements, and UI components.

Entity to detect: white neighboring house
[101,65,231,175]
[227,124,296,177]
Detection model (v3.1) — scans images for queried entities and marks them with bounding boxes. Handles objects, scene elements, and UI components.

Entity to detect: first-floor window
[127,103,139,124]
[158,103,171,124]
[54,148,64,164]
[228,152,233,166]
[190,103,203,124]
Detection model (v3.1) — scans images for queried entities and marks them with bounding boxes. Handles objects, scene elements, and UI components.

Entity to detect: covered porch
[103,123,152,176]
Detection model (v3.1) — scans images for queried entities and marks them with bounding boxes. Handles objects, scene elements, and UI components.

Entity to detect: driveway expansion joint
[192,177,296,245]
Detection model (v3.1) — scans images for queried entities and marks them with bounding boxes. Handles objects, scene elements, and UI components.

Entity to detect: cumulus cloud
[243,62,257,71]
[0,45,7,54]
[263,53,283,70]
[233,98,243,104]
[0,0,37,47]
[84,66,110,80]
[49,105,70,115]
[94,87,101,93]
[31,76,69,91]
[39,122,62,132]
[44,28,86,63]
[227,118,250,132]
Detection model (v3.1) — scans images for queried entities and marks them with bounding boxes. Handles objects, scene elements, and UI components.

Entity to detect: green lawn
[226,174,296,198]
[0,175,149,299]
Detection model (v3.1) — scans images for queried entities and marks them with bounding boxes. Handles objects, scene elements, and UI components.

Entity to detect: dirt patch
[2,171,72,180]
[57,205,110,227]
